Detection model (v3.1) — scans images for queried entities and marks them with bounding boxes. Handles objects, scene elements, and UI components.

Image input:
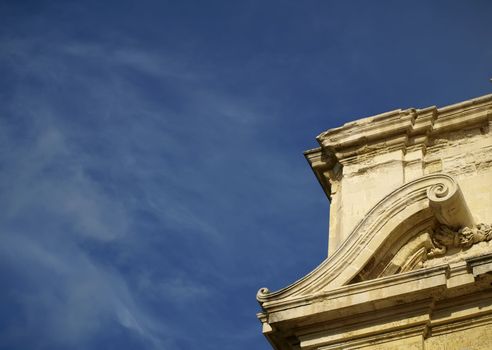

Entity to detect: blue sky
[0,1,491,349]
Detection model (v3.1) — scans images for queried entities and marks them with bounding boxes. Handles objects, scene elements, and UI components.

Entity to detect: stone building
[257,94,492,349]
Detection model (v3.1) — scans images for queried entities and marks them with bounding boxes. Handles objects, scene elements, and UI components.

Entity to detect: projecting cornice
[305,94,492,199]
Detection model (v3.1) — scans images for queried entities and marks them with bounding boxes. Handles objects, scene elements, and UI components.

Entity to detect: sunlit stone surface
[257,94,492,349]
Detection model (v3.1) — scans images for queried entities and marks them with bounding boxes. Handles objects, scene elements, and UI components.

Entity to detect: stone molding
[258,255,492,349]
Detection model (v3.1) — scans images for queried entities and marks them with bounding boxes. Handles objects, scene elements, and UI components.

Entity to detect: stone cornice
[318,94,492,151]
[258,254,492,343]
[305,94,492,199]
[259,264,448,323]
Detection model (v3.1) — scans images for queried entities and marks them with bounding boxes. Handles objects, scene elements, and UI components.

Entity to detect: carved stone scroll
[427,181,475,229]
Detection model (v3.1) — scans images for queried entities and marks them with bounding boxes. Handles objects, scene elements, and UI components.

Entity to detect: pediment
[257,173,484,307]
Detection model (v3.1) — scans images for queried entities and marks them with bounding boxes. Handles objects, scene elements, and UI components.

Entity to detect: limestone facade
[257,94,492,349]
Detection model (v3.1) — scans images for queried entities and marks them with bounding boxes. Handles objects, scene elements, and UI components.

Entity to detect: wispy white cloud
[62,43,203,81]
[0,117,128,241]
[0,33,325,350]
[0,233,165,348]
[137,271,210,302]
[0,62,165,347]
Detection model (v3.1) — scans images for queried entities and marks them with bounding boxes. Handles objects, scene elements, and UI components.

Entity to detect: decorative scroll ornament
[427,179,474,229]
[428,223,492,258]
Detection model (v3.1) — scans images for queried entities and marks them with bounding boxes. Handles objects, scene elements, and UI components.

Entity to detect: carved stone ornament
[428,223,492,258]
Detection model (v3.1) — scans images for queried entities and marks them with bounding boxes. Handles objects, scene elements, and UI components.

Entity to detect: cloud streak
[0,35,292,349]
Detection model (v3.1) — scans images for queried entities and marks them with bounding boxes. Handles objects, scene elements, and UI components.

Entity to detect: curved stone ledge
[258,173,470,305]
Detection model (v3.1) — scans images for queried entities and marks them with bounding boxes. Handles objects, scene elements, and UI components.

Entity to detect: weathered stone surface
[257,94,492,349]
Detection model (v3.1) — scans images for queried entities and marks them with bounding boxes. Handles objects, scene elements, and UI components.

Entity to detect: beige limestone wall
[357,335,423,350]
[314,322,492,350]
[425,322,492,350]
[334,150,405,252]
